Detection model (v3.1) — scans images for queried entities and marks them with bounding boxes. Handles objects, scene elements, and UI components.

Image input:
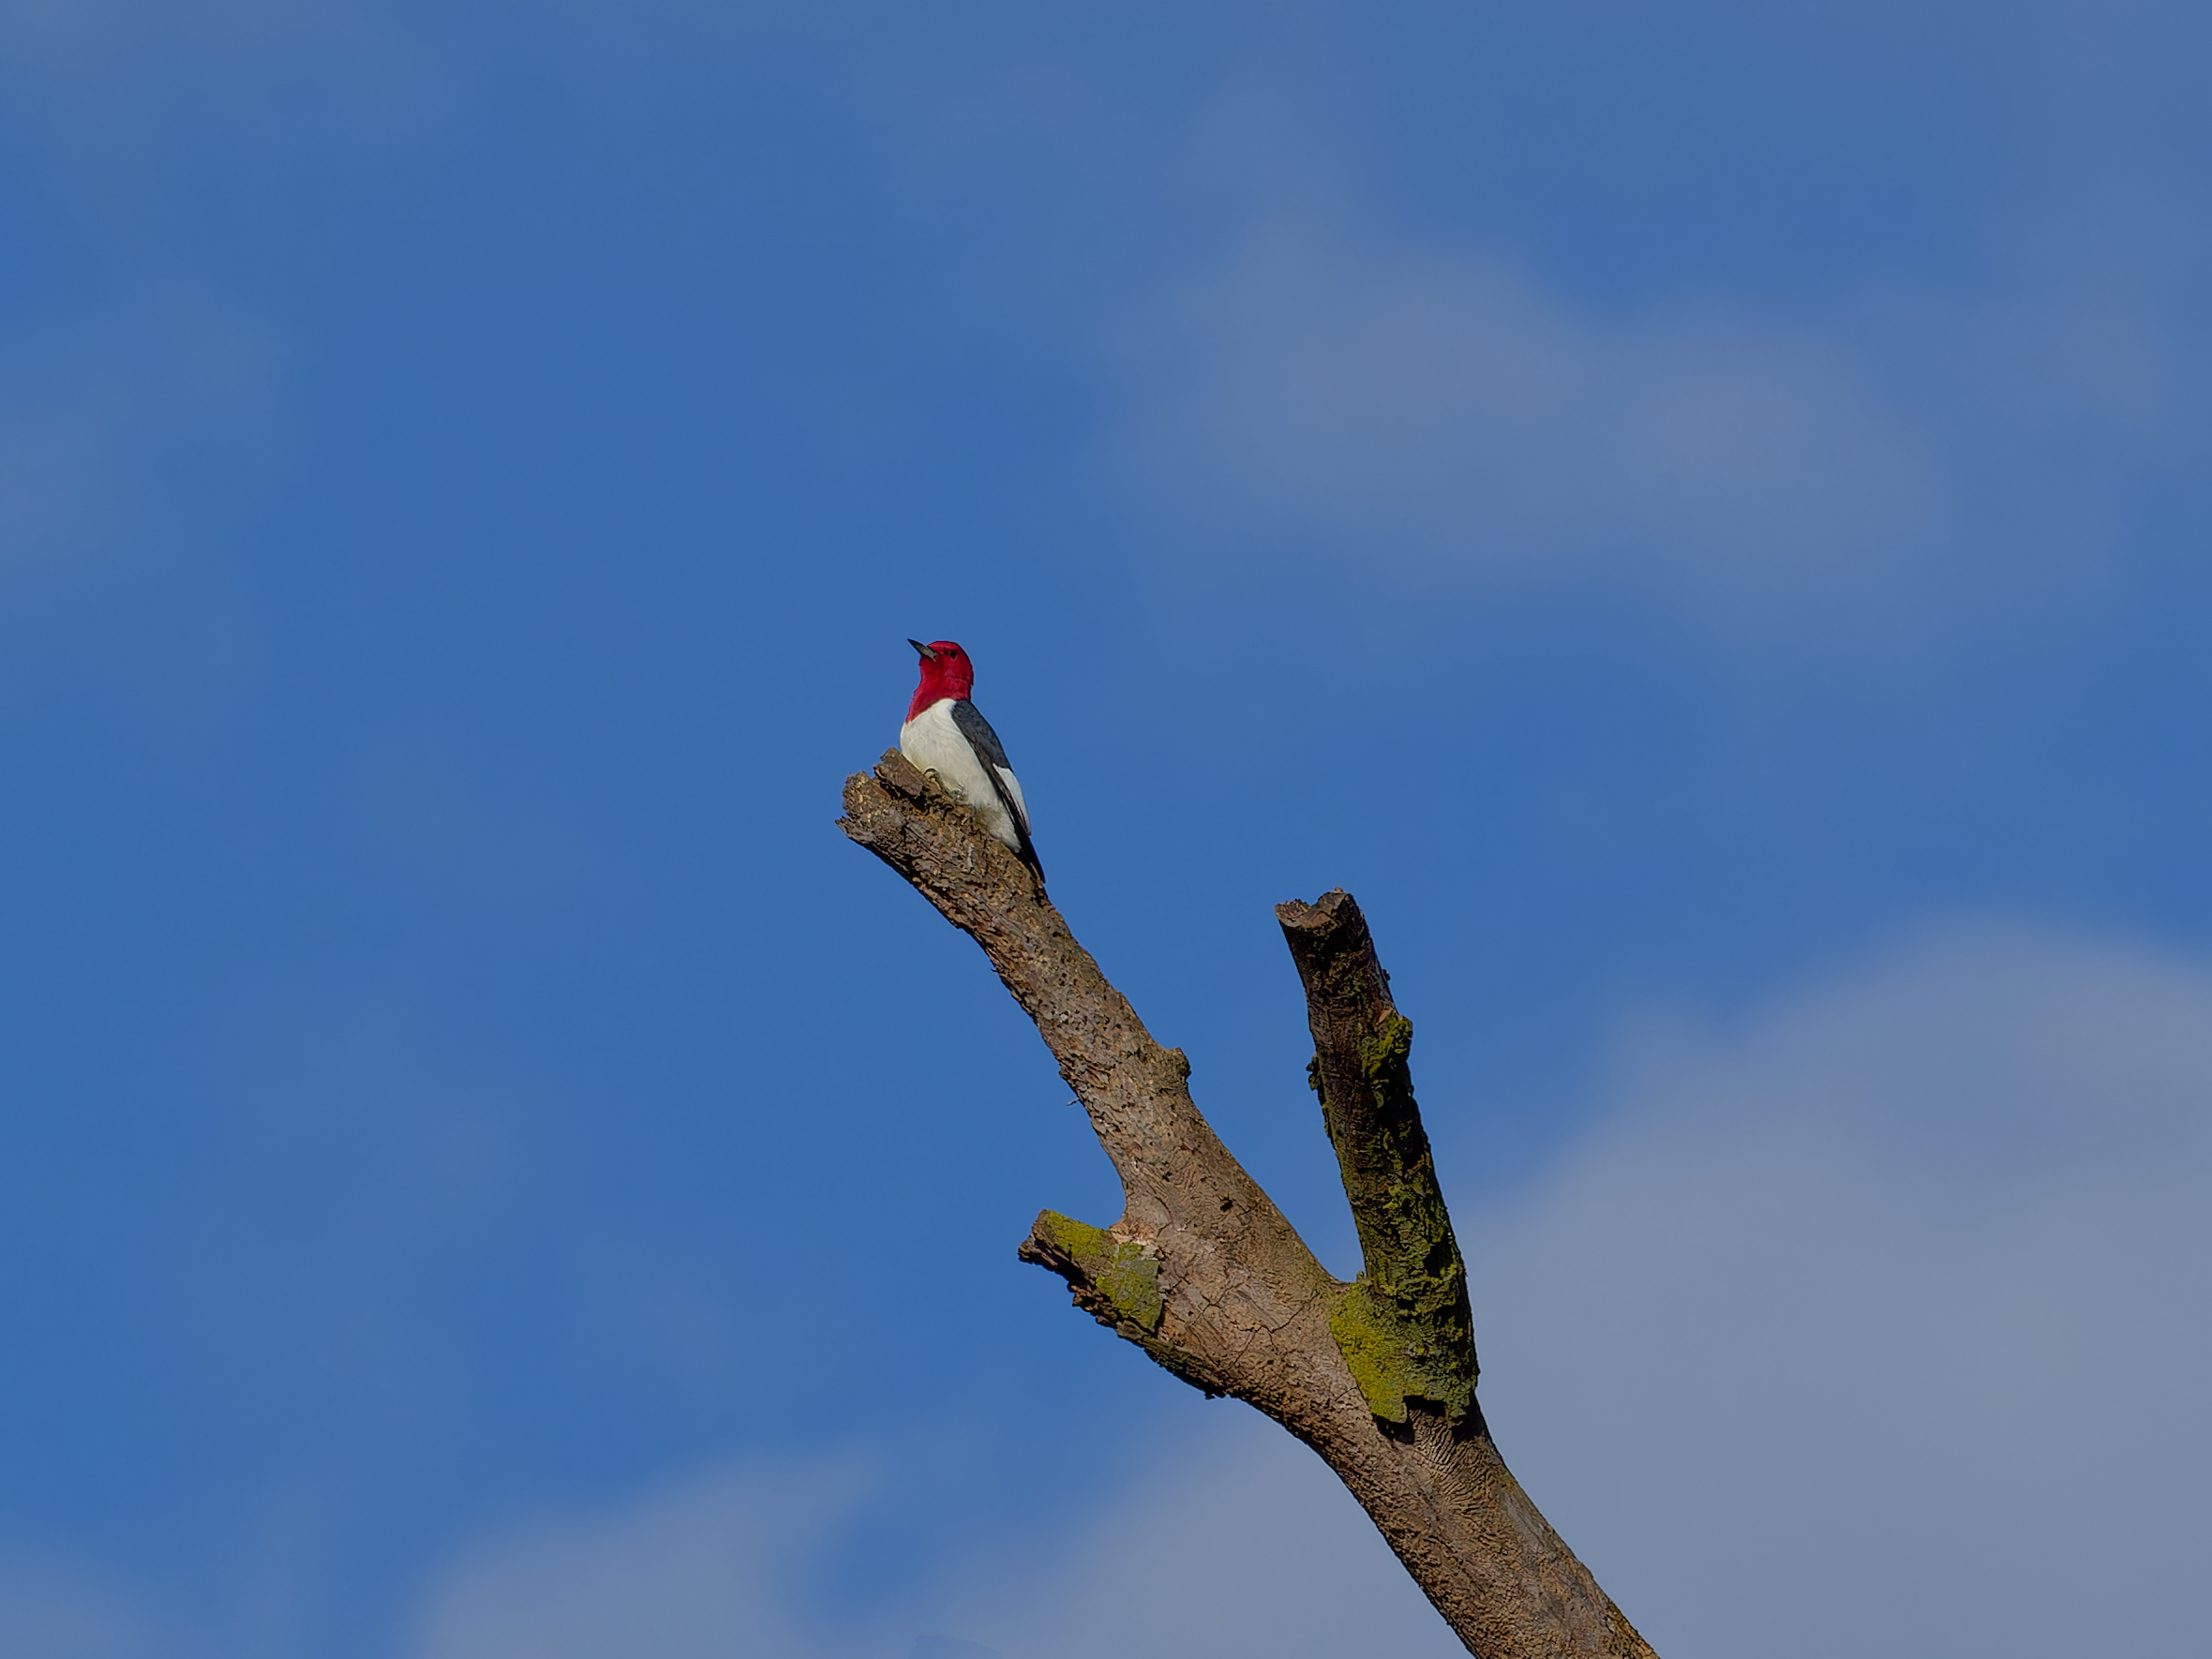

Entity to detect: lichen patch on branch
[1022,1209,1165,1335]
[1281,898,1478,1425]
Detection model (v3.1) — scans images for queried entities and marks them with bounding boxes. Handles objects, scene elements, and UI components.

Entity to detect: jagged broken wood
[839,750,1656,1659]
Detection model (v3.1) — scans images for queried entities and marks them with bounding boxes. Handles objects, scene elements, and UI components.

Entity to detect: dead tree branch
[839,750,1656,1659]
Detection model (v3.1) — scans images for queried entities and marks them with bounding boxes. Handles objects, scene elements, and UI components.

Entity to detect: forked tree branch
[839,751,1656,1659]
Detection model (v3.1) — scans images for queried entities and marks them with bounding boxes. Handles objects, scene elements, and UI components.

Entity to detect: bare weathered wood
[839,751,1656,1659]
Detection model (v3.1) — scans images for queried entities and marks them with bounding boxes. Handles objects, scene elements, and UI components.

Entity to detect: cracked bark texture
[839,751,1657,1659]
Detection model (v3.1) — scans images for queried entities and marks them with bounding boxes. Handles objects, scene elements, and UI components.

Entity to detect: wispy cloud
[0,0,422,115]
[0,0,432,622]
[0,297,280,603]
[1106,217,1960,634]
[0,1559,152,1659]
[1092,173,2205,649]
[410,1460,876,1659]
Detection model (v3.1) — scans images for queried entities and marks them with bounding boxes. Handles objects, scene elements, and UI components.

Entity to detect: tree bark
[839,751,1657,1659]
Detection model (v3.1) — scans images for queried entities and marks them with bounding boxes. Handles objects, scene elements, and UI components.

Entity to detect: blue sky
[1,4,2207,1656]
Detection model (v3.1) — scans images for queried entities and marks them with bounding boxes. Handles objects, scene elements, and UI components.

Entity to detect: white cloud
[0,1558,154,1659]
[409,1460,874,1659]
[1108,218,1958,633]
[1465,923,2212,1658]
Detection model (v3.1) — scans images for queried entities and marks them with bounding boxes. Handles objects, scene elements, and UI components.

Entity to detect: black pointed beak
[908,638,938,660]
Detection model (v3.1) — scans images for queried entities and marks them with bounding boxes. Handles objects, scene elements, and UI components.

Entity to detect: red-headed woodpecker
[899,637,1043,882]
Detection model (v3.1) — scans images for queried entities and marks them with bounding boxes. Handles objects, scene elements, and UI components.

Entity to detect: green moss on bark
[1031,1210,1164,1334]
[1317,1014,1478,1423]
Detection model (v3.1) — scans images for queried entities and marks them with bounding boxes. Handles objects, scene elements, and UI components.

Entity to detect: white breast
[899,698,1024,853]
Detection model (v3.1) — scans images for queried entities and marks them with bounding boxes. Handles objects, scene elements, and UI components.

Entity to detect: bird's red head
[906,638,975,719]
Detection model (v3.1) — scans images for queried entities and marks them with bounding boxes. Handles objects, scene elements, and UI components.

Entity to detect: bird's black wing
[951,696,1043,880]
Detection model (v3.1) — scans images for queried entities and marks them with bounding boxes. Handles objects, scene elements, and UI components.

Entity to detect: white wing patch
[992,764,1031,837]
